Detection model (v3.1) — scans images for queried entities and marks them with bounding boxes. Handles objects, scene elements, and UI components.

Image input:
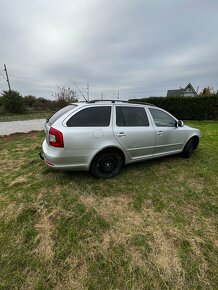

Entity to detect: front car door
[113,105,155,160]
[148,107,185,155]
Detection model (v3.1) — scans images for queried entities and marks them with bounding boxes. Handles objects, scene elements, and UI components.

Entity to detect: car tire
[181,138,196,158]
[91,150,123,178]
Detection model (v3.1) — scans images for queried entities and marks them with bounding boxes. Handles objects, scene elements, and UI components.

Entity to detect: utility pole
[117,91,119,100]
[4,64,11,91]
[87,83,89,101]
[74,81,87,102]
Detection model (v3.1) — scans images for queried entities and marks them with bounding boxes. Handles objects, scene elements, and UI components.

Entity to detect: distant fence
[129,95,218,120]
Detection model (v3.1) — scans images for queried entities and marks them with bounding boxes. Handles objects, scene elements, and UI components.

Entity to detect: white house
[167,83,197,97]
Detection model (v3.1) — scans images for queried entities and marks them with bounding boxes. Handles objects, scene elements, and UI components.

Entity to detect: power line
[0,72,6,81]
[11,75,54,83]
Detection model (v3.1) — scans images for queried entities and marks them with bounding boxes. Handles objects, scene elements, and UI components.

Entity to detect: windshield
[48,105,76,125]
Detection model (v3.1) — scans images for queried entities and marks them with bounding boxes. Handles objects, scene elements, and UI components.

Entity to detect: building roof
[184,83,197,94]
[167,89,184,97]
[167,83,197,97]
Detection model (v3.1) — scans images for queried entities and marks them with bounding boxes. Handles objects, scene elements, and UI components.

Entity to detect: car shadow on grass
[41,153,183,182]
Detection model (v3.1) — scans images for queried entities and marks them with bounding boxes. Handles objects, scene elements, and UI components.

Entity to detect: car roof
[71,100,156,107]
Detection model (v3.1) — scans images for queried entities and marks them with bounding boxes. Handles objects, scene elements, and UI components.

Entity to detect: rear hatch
[45,104,77,145]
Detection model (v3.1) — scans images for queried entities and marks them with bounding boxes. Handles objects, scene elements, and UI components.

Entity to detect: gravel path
[0,119,46,136]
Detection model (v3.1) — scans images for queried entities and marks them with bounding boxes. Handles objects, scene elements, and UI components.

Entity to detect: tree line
[0,85,78,113]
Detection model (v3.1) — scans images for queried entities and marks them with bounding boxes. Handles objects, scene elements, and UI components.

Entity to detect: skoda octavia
[40,100,200,178]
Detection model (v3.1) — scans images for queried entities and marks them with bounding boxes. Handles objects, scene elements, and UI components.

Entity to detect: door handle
[117,132,126,137]
[157,131,163,136]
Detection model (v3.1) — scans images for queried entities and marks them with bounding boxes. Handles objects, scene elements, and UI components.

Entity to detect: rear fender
[88,145,128,169]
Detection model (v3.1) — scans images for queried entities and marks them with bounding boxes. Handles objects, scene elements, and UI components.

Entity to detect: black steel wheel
[181,138,196,158]
[91,150,123,178]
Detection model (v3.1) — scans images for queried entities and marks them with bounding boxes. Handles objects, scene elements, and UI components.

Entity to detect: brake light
[49,127,64,148]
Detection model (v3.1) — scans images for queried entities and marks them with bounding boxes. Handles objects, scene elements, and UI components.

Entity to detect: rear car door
[113,105,155,160]
[148,107,185,155]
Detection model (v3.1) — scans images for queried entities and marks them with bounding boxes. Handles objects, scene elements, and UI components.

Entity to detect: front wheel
[181,138,196,158]
[91,150,123,178]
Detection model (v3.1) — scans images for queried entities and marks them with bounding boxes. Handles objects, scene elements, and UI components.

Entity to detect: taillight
[49,127,64,148]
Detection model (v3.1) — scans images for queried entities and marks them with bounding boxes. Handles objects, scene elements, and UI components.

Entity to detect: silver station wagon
[40,100,200,178]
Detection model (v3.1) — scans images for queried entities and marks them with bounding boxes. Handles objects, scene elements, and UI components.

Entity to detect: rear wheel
[91,150,123,178]
[182,138,196,158]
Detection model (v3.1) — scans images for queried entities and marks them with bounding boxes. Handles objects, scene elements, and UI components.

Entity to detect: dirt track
[0,119,45,136]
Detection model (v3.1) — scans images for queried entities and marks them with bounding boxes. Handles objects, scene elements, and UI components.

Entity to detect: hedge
[129,95,218,120]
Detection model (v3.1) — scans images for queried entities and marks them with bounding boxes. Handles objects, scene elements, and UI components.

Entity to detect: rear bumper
[39,151,55,167]
[41,139,90,171]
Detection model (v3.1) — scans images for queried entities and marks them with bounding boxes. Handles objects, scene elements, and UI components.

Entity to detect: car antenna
[74,81,88,102]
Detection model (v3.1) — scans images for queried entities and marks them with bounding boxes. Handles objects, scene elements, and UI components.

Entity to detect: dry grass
[34,211,55,262]
[0,122,218,289]
[79,194,215,288]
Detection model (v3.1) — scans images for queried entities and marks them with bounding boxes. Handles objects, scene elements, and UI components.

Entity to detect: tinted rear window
[48,105,76,125]
[66,106,111,127]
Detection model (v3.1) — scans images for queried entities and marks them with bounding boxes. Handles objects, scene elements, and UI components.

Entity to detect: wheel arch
[184,135,199,150]
[89,146,126,170]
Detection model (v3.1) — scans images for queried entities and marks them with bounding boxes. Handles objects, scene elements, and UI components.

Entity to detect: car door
[113,105,155,160]
[148,107,185,155]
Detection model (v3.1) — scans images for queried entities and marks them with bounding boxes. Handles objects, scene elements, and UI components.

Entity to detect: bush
[2,90,25,113]
[130,95,218,120]
[23,95,37,108]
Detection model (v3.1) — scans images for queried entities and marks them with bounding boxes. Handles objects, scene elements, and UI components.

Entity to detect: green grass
[0,110,54,121]
[0,121,217,289]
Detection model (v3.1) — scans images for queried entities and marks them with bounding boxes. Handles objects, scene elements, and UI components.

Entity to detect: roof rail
[86,99,156,106]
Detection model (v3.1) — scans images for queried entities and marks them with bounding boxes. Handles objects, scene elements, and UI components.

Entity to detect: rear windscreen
[48,105,76,125]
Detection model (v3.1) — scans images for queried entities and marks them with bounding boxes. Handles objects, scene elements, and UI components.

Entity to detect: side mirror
[178,120,184,127]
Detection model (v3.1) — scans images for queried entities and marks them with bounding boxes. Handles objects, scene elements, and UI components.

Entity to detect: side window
[48,105,76,125]
[149,108,176,127]
[66,106,111,127]
[116,106,149,126]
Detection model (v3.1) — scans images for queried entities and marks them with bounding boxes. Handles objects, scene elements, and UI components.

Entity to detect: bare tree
[199,86,216,96]
[53,85,78,107]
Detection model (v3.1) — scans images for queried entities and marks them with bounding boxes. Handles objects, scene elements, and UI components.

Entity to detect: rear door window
[66,106,111,127]
[116,106,149,126]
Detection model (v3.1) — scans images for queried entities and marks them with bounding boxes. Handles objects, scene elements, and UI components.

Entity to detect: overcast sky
[0,0,218,100]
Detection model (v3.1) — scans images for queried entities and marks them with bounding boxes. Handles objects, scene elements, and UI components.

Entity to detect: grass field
[0,121,217,289]
[0,110,54,122]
